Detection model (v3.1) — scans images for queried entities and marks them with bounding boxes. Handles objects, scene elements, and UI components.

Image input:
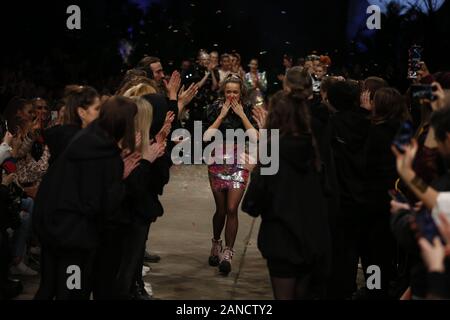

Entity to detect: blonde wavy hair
[122,83,157,97]
[129,96,153,154]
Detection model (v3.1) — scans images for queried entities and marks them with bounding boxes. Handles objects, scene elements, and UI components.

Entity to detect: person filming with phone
[391,95,450,299]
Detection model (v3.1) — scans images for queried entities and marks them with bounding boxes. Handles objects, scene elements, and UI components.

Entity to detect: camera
[410,84,438,101]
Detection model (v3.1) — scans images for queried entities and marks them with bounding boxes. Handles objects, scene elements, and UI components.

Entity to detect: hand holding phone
[392,121,414,154]
[410,84,438,102]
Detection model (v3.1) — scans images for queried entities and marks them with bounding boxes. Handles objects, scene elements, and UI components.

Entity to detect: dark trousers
[329,204,395,300]
[114,222,150,299]
[34,246,95,300]
[0,231,11,290]
[92,227,124,300]
[362,213,395,299]
[135,223,152,290]
[327,206,366,299]
[93,222,150,300]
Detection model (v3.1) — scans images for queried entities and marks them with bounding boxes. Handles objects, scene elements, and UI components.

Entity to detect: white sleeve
[0,143,12,164]
[432,192,450,225]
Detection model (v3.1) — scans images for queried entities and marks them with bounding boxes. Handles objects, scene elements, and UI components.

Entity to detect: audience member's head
[98,96,138,152]
[64,85,100,128]
[3,97,33,135]
[372,87,410,124]
[363,76,389,100]
[327,80,360,111]
[431,105,450,158]
[137,56,165,82]
[284,67,313,100]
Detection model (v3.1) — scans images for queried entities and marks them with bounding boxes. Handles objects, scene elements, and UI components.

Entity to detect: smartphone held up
[392,121,414,154]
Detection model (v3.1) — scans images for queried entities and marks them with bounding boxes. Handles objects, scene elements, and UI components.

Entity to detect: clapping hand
[360,90,372,111]
[252,106,268,129]
[156,111,175,144]
[178,83,199,109]
[143,140,166,163]
[164,71,182,100]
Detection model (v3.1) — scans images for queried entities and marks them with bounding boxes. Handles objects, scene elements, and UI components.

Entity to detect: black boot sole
[208,256,220,267]
[218,261,231,275]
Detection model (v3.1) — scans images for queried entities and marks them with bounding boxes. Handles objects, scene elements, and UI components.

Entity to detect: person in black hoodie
[363,87,411,299]
[324,79,370,299]
[283,68,341,298]
[242,91,331,300]
[43,86,100,166]
[33,96,137,300]
[33,86,101,299]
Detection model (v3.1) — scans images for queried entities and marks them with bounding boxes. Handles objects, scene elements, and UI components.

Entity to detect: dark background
[0,0,449,105]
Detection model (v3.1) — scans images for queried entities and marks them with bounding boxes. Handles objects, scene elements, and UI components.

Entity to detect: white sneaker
[142,265,151,276]
[144,282,153,296]
[29,246,41,256]
[10,262,38,276]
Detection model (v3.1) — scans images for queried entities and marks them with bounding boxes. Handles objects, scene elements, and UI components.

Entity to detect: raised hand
[219,99,232,120]
[417,61,431,82]
[178,83,199,109]
[252,106,268,129]
[164,71,182,100]
[360,90,372,111]
[391,139,418,180]
[143,141,166,163]
[231,99,246,119]
[156,111,175,144]
[123,152,142,179]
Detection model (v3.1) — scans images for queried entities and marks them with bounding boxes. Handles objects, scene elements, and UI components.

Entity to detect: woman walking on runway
[204,74,258,275]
